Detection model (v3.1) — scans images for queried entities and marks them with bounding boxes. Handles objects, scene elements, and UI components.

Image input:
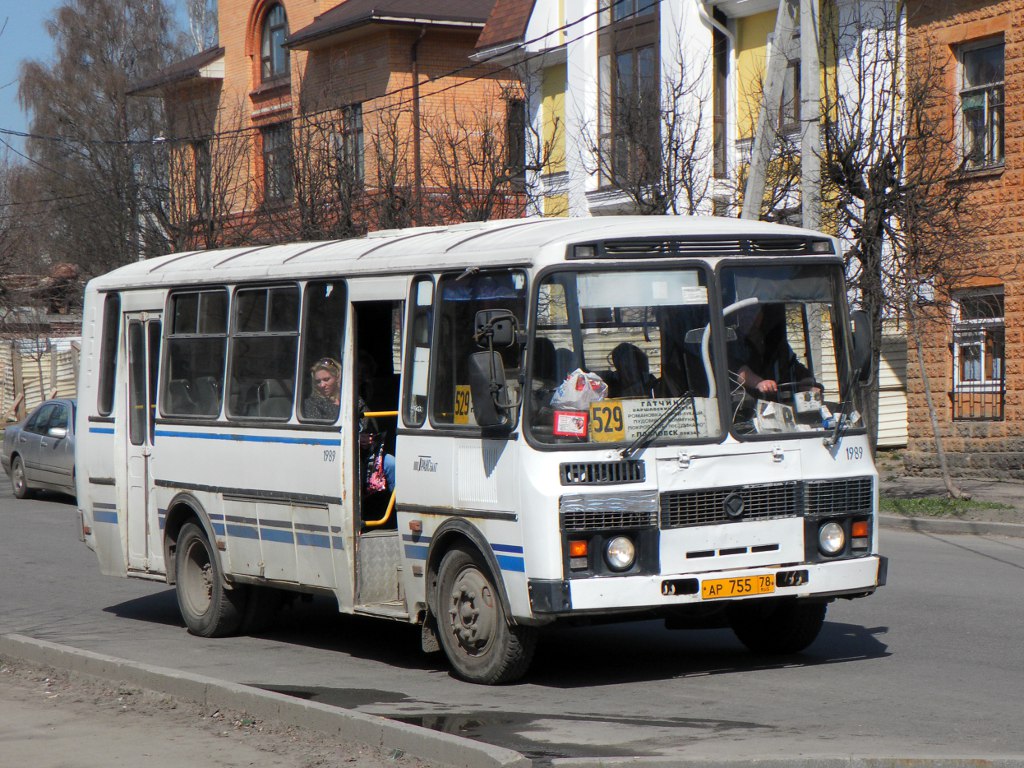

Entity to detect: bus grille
[659,477,873,529]
[661,481,800,528]
[561,460,645,485]
[562,509,658,532]
[805,476,873,516]
[599,237,833,258]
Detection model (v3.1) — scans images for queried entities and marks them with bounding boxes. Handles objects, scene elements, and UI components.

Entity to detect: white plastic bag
[550,368,608,410]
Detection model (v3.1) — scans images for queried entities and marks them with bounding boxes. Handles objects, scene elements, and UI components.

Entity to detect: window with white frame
[960,40,1004,170]
[952,288,1004,421]
[597,0,659,188]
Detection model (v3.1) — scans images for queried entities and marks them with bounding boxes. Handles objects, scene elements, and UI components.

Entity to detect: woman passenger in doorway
[304,357,341,420]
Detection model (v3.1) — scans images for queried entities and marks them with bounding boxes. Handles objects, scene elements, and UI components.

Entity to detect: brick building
[133,0,524,248]
[904,0,1020,474]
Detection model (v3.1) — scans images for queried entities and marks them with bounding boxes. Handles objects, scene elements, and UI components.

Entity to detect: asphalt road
[1,484,1022,762]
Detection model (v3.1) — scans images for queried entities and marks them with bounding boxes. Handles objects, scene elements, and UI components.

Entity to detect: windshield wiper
[620,393,695,461]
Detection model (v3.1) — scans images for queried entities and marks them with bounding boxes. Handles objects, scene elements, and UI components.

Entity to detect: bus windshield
[529,267,722,445]
[527,262,861,446]
[719,263,861,437]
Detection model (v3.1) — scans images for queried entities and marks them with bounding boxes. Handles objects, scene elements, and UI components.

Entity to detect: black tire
[435,545,537,684]
[11,456,32,499]
[175,521,245,637]
[729,599,827,655]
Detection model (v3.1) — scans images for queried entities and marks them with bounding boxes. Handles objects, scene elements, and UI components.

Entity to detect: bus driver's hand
[755,378,778,394]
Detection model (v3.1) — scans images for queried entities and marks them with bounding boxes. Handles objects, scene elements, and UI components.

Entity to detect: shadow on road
[103,590,889,687]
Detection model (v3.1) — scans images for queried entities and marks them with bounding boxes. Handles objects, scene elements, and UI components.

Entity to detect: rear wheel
[435,545,537,684]
[729,599,827,655]
[175,522,244,637]
[11,456,32,499]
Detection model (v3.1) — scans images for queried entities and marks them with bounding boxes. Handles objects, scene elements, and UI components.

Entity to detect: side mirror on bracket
[851,310,873,384]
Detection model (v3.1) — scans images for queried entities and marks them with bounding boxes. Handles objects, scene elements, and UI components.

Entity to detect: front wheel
[11,456,32,499]
[175,521,245,637]
[435,545,537,684]
[728,599,827,655]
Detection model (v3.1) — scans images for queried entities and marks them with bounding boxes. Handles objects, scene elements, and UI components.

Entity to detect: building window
[261,3,290,82]
[193,139,211,218]
[951,288,1004,421]
[598,0,659,188]
[261,123,293,204]
[779,59,801,134]
[505,98,527,180]
[960,41,1004,170]
[333,104,364,189]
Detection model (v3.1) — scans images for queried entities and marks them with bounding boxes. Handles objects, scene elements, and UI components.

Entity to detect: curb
[879,514,1024,538]
[0,633,529,768]
[549,761,1024,767]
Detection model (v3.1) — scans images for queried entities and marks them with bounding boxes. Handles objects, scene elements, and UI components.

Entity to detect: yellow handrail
[364,489,396,528]
[363,410,398,418]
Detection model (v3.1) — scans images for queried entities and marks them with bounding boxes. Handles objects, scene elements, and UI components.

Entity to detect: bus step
[355,601,408,620]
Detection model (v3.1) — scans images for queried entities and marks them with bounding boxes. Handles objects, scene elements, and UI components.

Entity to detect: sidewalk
[878,462,1024,538]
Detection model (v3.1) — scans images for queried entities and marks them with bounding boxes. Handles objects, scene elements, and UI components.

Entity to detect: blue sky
[0,2,189,156]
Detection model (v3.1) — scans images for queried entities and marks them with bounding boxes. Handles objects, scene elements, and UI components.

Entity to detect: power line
[0,2,659,149]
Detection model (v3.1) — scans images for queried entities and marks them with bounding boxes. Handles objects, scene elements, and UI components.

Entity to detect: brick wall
[905,0,1024,476]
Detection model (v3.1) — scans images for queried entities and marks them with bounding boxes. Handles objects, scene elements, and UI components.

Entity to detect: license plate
[701,574,775,600]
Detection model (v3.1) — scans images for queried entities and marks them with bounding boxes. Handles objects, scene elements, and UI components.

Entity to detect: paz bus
[75,216,887,684]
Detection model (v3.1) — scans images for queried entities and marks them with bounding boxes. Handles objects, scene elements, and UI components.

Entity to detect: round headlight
[818,521,846,556]
[605,536,636,571]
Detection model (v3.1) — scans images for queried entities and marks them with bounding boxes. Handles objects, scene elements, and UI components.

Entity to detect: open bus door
[124,312,161,572]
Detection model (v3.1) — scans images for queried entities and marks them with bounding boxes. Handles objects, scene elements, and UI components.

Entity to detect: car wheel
[11,456,32,499]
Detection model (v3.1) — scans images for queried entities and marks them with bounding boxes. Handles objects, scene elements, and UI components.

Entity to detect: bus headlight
[818,521,846,556]
[605,536,636,571]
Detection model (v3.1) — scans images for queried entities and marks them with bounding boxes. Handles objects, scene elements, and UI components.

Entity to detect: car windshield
[528,268,722,445]
[718,263,863,437]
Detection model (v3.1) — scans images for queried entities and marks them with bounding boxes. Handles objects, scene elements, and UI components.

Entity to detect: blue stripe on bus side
[89,427,115,435]
[401,536,525,573]
[93,509,118,524]
[154,429,341,447]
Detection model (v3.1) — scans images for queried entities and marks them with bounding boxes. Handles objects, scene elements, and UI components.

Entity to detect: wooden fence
[1,338,80,423]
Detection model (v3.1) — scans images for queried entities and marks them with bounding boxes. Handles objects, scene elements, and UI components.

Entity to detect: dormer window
[261,4,289,82]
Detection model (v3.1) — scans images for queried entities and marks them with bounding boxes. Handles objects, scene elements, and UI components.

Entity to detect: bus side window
[228,286,300,420]
[298,280,346,423]
[163,289,228,418]
[97,293,120,416]
[403,276,433,427]
[430,270,526,427]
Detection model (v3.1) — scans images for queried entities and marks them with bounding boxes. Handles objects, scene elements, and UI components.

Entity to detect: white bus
[76,216,886,684]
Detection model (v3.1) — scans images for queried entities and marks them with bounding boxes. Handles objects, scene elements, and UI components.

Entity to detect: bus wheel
[436,545,536,685]
[11,456,32,499]
[175,522,244,637]
[728,599,827,655]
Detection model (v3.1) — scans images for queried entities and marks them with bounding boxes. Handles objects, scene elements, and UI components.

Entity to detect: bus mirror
[474,310,517,348]
[468,351,512,427]
[851,310,873,383]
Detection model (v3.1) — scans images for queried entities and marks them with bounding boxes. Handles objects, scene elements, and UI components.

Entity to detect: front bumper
[530,554,885,616]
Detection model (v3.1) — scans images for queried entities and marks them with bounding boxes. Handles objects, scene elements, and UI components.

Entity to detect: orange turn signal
[851,520,870,538]
[568,540,589,558]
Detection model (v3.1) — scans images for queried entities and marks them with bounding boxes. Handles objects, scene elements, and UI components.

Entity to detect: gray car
[1,398,76,498]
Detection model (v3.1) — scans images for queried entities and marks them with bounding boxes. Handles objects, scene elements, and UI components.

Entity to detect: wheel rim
[181,537,214,617]
[446,565,497,656]
[12,460,25,494]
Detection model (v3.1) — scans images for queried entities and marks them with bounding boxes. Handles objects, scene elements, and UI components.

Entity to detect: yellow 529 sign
[454,384,472,425]
[589,400,625,442]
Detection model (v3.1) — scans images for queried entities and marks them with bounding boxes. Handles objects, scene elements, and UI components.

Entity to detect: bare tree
[578,53,715,215]
[820,2,1000,493]
[18,0,183,275]
[186,0,218,52]
[365,100,416,231]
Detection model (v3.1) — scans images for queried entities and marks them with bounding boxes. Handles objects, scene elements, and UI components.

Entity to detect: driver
[734,305,819,396]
